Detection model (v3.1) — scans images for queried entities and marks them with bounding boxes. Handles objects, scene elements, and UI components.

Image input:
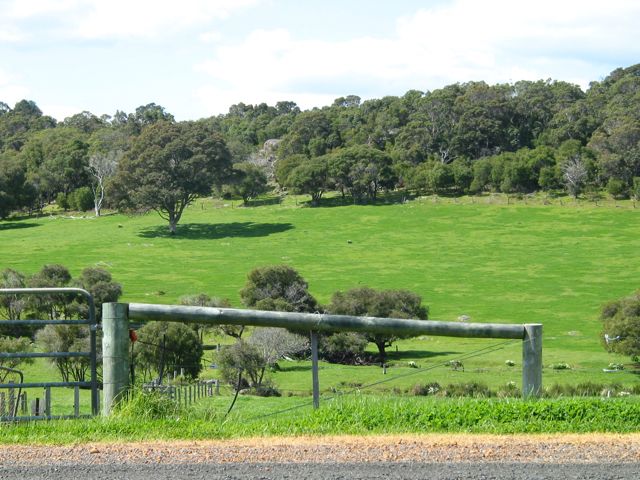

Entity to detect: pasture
[1,194,639,393]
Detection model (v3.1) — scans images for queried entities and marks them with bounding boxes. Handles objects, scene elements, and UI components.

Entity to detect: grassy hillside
[1,194,639,389]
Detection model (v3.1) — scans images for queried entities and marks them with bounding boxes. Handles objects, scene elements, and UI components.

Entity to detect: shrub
[443,381,492,398]
[601,291,640,359]
[55,192,70,211]
[606,178,628,199]
[412,382,441,396]
[328,286,428,362]
[36,324,93,382]
[240,264,318,313]
[68,187,94,212]
[135,321,203,380]
[319,332,369,364]
[0,337,33,382]
[496,381,520,398]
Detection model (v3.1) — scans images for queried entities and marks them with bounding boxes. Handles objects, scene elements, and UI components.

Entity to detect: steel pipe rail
[128,303,526,340]
[105,302,542,415]
[0,352,91,359]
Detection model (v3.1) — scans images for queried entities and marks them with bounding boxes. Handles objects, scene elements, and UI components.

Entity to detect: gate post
[102,303,130,416]
[522,323,542,398]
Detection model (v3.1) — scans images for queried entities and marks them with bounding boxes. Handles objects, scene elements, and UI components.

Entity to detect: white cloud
[1,0,263,39]
[200,30,223,44]
[194,0,640,114]
[74,0,262,39]
[4,0,80,19]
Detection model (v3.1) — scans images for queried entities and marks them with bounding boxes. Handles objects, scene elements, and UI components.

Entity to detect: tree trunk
[375,340,387,363]
[168,212,177,235]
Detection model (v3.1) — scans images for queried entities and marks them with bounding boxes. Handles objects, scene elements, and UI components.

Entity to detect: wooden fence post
[523,324,543,398]
[102,303,130,416]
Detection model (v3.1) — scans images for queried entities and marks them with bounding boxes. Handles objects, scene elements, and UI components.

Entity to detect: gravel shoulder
[1,433,639,465]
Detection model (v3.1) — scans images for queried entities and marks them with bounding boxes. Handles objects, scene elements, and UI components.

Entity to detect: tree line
[1,63,639,229]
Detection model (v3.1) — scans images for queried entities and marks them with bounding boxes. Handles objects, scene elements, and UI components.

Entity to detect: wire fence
[127,328,638,424]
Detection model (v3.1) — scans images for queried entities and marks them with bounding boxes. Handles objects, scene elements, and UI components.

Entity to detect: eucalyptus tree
[114,120,232,234]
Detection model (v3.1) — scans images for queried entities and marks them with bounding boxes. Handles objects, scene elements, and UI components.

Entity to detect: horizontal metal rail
[0,381,92,388]
[0,319,92,326]
[0,352,91,359]
[128,303,526,339]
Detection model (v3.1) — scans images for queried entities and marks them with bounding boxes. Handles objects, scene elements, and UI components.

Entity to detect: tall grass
[1,395,639,444]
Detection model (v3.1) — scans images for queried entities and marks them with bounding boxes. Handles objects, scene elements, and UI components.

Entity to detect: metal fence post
[311,331,320,409]
[74,386,80,417]
[44,386,51,417]
[102,303,130,416]
[522,323,543,398]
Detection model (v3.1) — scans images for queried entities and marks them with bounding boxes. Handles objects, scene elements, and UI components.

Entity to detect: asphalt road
[1,462,638,480]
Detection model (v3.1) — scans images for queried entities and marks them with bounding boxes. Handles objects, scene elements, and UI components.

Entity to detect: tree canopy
[1,63,640,219]
[114,120,232,233]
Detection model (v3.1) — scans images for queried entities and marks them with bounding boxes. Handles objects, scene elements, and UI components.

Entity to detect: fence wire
[238,338,522,423]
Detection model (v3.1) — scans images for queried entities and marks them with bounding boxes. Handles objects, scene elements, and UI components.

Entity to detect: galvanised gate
[0,288,99,420]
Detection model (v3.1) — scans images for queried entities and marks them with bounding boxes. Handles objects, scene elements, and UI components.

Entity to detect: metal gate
[0,288,99,420]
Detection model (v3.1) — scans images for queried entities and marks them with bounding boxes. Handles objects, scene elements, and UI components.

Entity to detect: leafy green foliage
[114,390,183,420]
[35,324,93,382]
[0,336,33,381]
[226,162,269,205]
[319,332,369,364]
[601,291,640,358]
[114,120,232,233]
[178,292,237,340]
[240,264,318,313]
[135,321,203,380]
[328,287,428,361]
[217,340,266,389]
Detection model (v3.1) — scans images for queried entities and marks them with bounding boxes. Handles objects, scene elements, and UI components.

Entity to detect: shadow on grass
[138,222,294,240]
[298,191,416,208]
[0,222,40,232]
[386,350,460,361]
[278,365,313,372]
[244,197,283,207]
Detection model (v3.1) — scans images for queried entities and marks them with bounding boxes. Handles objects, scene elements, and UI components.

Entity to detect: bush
[601,291,640,359]
[250,385,281,397]
[217,340,266,389]
[607,178,628,199]
[68,187,94,212]
[443,381,492,398]
[319,332,369,364]
[496,381,520,398]
[328,286,428,362]
[240,264,318,313]
[412,382,441,396]
[55,192,70,211]
[0,336,33,382]
[135,321,203,380]
[36,324,93,382]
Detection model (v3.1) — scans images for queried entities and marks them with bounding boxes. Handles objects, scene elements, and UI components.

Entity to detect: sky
[1,0,639,121]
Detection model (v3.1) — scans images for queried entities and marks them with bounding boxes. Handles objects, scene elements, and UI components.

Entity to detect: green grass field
[1,194,639,395]
[2,394,640,443]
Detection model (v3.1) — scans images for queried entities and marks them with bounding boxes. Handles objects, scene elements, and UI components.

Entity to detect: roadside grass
[1,192,640,400]
[1,394,640,444]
